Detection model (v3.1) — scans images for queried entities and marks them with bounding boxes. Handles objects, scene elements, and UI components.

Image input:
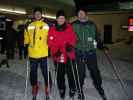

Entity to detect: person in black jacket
[0,21,16,68]
[17,25,27,60]
[6,21,17,59]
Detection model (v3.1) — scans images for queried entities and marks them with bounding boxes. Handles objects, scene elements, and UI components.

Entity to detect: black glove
[66,44,73,53]
[48,50,51,57]
[54,49,62,57]
[97,41,104,50]
[25,44,29,48]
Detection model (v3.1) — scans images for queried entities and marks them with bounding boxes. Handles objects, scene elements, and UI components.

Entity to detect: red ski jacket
[48,23,77,63]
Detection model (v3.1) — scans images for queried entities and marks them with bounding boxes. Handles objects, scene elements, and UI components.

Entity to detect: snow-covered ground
[0,43,133,100]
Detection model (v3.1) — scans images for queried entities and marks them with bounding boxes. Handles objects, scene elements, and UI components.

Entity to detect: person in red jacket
[48,10,77,100]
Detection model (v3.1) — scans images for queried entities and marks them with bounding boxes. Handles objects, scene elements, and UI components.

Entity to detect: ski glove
[97,40,104,50]
[65,44,73,53]
[25,44,29,48]
[54,49,62,57]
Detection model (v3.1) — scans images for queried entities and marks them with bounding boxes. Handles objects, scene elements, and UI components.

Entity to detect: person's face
[34,11,42,20]
[57,16,66,25]
[78,10,87,20]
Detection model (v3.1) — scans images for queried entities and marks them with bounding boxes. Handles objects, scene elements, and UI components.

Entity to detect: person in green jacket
[72,8,107,100]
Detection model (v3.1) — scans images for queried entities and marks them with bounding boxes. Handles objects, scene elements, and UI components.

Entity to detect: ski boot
[45,84,51,100]
[60,96,65,100]
[32,96,36,100]
[45,96,49,100]
[77,91,85,100]
[69,90,75,100]
[96,85,107,100]
[45,76,52,100]
[32,83,39,100]
[102,95,107,100]
[70,96,74,100]
[59,89,65,100]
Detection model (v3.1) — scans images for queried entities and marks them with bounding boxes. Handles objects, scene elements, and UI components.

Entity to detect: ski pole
[24,58,30,99]
[70,55,84,100]
[70,60,78,94]
[47,58,50,99]
[75,61,84,100]
[54,62,59,100]
[103,49,129,99]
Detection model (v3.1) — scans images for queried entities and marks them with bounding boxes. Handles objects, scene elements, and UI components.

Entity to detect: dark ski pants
[18,45,27,59]
[29,57,52,86]
[76,50,105,97]
[54,59,76,98]
[86,53,102,89]
[6,48,14,59]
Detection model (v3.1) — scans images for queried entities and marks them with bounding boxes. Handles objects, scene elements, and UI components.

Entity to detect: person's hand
[25,44,29,48]
[54,49,62,57]
[65,44,73,53]
[97,41,104,50]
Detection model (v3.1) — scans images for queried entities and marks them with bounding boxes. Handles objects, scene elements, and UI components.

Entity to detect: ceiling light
[0,37,3,40]
[0,8,26,14]
[42,14,56,19]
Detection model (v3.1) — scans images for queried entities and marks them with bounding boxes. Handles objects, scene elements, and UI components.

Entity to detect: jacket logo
[49,36,54,40]
[88,37,93,42]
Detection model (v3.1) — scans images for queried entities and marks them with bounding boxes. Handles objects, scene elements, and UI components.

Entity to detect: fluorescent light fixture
[42,14,56,19]
[0,37,3,40]
[6,18,12,21]
[0,8,26,14]
[119,2,133,10]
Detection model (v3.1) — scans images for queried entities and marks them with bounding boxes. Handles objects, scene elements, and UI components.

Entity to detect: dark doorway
[104,25,112,44]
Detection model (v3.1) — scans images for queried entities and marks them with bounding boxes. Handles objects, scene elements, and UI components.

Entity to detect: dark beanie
[56,10,66,18]
[33,7,42,14]
[76,7,87,13]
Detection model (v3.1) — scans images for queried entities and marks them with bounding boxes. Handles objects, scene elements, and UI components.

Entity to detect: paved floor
[0,43,133,100]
